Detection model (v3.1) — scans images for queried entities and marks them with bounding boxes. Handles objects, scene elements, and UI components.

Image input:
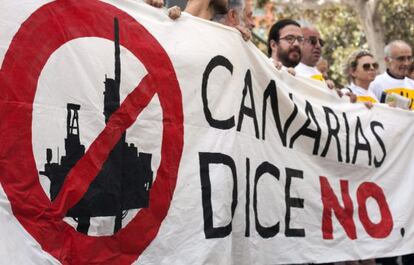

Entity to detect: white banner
[1,1,414,264]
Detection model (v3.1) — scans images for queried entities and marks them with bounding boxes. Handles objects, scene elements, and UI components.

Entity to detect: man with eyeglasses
[295,25,326,81]
[369,40,414,109]
[294,25,341,92]
[370,41,414,265]
[267,19,303,69]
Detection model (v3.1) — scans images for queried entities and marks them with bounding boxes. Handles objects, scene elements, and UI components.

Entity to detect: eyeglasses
[391,56,413,62]
[362,62,379,71]
[279,35,304,45]
[305,36,325,47]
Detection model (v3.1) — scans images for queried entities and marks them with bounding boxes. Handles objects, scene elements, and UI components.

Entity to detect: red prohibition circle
[0,1,183,264]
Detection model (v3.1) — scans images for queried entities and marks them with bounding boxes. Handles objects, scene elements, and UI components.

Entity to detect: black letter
[321,107,343,162]
[343,112,351,163]
[371,121,386,167]
[253,161,280,238]
[262,80,298,145]
[199,152,238,238]
[237,70,260,139]
[245,158,250,237]
[202,56,235,129]
[352,117,372,166]
[285,168,305,237]
[290,101,321,155]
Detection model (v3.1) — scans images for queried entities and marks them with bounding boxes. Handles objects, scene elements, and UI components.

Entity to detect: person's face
[211,0,229,15]
[352,55,378,84]
[276,25,303,68]
[243,0,255,30]
[301,27,323,67]
[386,43,413,79]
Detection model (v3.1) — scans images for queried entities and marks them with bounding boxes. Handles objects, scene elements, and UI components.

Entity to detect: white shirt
[347,83,378,103]
[295,62,325,81]
[369,71,414,107]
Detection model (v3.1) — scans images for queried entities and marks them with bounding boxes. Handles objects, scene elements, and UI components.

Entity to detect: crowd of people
[163,0,414,111]
[258,16,414,265]
[267,18,414,111]
[145,0,414,263]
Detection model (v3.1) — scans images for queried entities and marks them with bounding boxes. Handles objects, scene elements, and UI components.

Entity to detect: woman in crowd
[343,50,379,265]
[343,50,379,105]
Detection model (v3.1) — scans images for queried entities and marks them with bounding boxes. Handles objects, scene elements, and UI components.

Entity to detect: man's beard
[278,46,301,68]
[210,0,228,15]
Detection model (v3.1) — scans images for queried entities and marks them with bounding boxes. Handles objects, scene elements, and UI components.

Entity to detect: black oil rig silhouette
[39,18,153,234]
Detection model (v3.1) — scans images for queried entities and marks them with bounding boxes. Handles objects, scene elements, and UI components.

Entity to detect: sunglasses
[362,62,379,71]
[391,56,413,62]
[306,36,325,47]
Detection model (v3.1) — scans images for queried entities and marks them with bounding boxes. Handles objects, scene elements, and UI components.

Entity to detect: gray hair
[298,20,313,28]
[213,0,245,24]
[384,40,411,57]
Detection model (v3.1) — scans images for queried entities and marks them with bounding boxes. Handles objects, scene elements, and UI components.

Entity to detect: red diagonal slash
[51,73,156,217]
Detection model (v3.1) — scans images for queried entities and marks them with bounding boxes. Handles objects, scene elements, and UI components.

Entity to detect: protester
[373,42,414,265]
[343,50,379,104]
[294,24,337,90]
[164,5,404,262]
[369,40,414,107]
[267,19,303,69]
[295,25,325,81]
[214,0,244,26]
[243,0,255,31]
[341,52,380,265]
[213,0,252,40]
[168,0,253,40]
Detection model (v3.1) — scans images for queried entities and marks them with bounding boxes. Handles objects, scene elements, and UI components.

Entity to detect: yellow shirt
[348,83,378,103]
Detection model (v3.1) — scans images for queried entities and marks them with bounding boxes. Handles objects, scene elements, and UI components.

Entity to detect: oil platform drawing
[39,18,153,234]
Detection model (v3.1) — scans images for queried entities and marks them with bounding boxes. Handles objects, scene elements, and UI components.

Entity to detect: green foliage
[268,4,367,86]
[255,0,414,87]
[312,5,367,86]
[378,0,414,47]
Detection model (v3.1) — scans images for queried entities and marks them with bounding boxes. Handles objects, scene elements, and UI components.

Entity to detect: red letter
[320,176,356,239]
[357,182,393,238]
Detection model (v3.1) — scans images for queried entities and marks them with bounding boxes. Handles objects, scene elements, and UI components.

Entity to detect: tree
[252,0,414,86]
[347,0,385,71]
[339,0,414,71]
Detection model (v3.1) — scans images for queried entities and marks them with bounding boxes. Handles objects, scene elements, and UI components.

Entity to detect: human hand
[168,5,181,20]
[325,79,335,90]
[364,101,374,109]
[235,25,252,41]
[272,60,283,70]
[286,67,296,76]
[344,91,357,103]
